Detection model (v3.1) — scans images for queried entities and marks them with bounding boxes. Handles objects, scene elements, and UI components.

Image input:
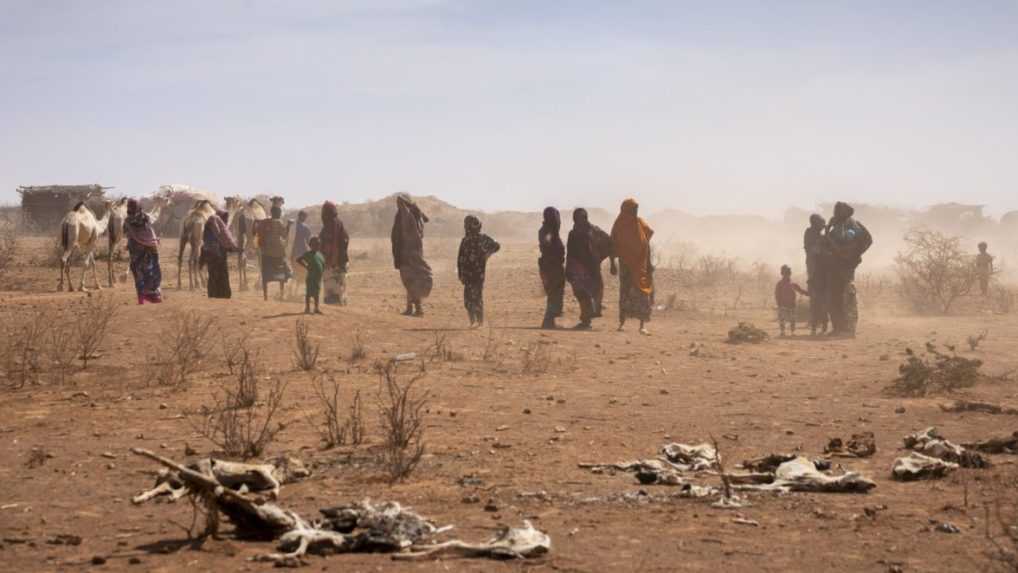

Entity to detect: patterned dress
[457,220,501,324]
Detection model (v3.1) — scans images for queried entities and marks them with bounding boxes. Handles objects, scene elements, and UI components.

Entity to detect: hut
[17,184,111,231]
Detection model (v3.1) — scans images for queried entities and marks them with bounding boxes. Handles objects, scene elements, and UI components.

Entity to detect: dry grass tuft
[292,318,320,371]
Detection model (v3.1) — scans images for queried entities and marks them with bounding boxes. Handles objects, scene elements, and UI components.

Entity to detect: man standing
[803,214,829,335]
[825,202,872,337]
[976,242,994,297]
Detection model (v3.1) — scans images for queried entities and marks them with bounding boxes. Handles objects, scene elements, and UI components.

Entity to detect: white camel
[225,196,268,291]
[107,194,171,287]
[57,200,113,292]
[177,199,217,290]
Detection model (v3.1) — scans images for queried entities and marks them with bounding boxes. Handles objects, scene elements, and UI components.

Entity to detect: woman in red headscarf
[610,198,654,335]
[318,201,350,305]
[124,198,163,304]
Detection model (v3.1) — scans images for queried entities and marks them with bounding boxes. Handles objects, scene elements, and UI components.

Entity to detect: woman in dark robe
[202,210,238,299]
[538,207,565,329]
[124,198,163,304]
[566,208,602,330]
[391,194,433,316]
[319,201,350,305]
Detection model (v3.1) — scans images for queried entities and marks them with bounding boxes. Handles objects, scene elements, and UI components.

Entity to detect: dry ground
[2,235,1018,572]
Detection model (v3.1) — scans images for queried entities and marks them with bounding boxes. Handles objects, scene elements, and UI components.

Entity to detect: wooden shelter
[16,184,111,230]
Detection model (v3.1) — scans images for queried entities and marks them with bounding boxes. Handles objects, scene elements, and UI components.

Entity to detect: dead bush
[375,359,428,483]
[2,312,49,389]
[307,373,365,449]
[427,332,462,362]
[482,325,505,366]
[695,255,738,286]
[292,319,320,371]
[896,229,977,314]
[891,343,983,397]
[46,320,78,385]
[195,352,287,460]
[350,330,367,362]
[150,310,216,387]
[75,294,117,369]
[0,222,16,276]
[221,331,252,376]
[986,498,1018,572]
[521,341,552,375]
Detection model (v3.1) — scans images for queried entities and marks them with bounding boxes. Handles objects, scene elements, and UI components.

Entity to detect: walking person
[538,207,566,329]
[123,198,163,304]
[610,198,654,335]
[566,208,603,330]
[803,214,830,335]
[457,215,501,328]
[202,210,238,299]
[289,210,311,299]
[391,194,433,316]
[319,201,350,305]
[826,202,872,337]
[256,205,292,301]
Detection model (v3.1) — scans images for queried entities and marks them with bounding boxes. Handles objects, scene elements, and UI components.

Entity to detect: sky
[2,0,1017,217]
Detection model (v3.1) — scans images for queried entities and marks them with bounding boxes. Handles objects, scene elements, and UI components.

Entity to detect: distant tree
[895,229,976,314]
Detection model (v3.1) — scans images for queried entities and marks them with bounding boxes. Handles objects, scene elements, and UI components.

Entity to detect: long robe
[202,213,237,299]
[124,211,162,303]
[610,199,654,321]
[320,202,350,305]
[391,197,433,303]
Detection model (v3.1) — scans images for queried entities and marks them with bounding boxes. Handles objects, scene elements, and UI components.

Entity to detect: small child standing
[297,237,326,314]
[775,264,809,337]
[457,215,501,327]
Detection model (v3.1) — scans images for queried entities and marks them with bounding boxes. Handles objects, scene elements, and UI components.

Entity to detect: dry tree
[46,318,78,385]
[375,359,428,483]
[150,310,217,387]
[895,229,978,314]
[292,319,320,371]
[195,350,287,459]
[74,294,117,369]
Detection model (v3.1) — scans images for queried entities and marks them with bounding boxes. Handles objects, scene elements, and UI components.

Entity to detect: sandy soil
[2,235,1017,572]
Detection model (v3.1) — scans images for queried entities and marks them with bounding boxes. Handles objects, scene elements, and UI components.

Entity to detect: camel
[225,196,268,290]
[107,194,171,287]
[177,199,217,290]
[57,200,113,292]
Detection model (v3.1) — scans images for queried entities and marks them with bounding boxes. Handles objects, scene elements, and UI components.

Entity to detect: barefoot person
[123,198,163,304]
[297,236,325,314]
[610,198,654,335]
[457,215,501,328]
[289,210,311,298]
[566,208,602,330]
[319,201,350,305]
[826,202,872,337]
[202,210,238,299]
[391,194,433,317]
[775,264,809,337]
[538,207,566,329]
[256,205,292,301]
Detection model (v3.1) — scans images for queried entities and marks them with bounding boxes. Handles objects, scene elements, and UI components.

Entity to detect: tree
[895,229,976,314]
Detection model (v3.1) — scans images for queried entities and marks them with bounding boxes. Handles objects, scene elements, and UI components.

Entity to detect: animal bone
[132,455,310,504]
[392,521,550,561]
[661,442,718,472]
[736,457,876,494]
[825,432,877,458]
[891,452,959,481]
[964,431,1018,454]
[903,427,989,468]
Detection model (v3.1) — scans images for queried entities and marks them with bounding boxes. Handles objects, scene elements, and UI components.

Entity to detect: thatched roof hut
[17,184,111,230]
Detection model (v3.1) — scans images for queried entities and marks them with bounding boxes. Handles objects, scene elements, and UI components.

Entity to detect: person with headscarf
[289,210,312,298]
[610,198,654,334]
[202,209,238,299]
[825,201,872,337]
[457,215,501,327]
[566,208,605,330]
[123,198,163,304]
[391,194,433,316]
[538,207,566,329]
[803,214,830,335]
[256,205,292,301]
[319,201,350,305]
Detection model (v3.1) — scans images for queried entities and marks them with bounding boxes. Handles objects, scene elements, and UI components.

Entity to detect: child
[457,215,501,327]
[297,236,325,314]
[976,242,994,297]
[775,264,809,336]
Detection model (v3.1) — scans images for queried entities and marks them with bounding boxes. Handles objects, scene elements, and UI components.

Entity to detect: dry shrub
[75,294,117,369]
[727,322,768,344]
[307,373,365,449]
[694,255,738,286]
[375,359,428,483]
[2,311,49,389]
[986,495,1018,572]
[46,320,77,385]
[0,222,16,276]
[521,341,551,375]
[221,331,252,376]
[195,351,287,459]
[891,343,983,397]
[150,310,216,387]
[896,229,977,314]
[427,332,462,362]
[292,319,320,371]
[482,325,505,366]
[350,330,367,362]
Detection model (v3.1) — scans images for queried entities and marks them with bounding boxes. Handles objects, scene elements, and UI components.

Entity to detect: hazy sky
[2,1,1017,216]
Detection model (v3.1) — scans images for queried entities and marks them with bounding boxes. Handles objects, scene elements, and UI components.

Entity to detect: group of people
[775,201,873,337]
